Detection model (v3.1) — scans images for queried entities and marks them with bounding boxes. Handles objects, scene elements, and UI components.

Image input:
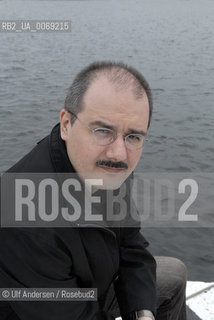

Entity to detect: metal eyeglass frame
[67,110,147,150]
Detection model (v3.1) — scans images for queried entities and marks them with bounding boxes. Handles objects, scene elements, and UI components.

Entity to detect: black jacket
[0,124,156,320]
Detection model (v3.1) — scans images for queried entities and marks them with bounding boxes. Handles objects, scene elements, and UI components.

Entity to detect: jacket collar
[49,123,75,173]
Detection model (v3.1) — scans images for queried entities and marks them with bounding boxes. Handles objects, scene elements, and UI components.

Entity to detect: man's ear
[60,109,70,141]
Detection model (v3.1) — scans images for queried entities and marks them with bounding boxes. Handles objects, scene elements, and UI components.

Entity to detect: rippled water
[0,0,214,280]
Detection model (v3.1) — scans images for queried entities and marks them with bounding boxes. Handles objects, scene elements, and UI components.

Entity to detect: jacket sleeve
[114,225,157,319]
[0,228,100,320]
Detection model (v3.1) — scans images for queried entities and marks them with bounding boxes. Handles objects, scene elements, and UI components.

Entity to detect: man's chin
[95,173,127,190]
[79,171,129,191]
[98,181,123,190]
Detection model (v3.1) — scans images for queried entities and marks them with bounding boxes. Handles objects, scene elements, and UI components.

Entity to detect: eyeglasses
[68,111,147,150]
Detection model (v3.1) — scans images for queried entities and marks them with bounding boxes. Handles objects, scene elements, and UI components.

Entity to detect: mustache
[96,160,128,170]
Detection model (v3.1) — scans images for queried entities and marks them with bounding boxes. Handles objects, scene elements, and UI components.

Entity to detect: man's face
[60,76,149,190]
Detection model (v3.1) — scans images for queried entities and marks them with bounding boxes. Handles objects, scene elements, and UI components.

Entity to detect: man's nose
[105,135,128,161]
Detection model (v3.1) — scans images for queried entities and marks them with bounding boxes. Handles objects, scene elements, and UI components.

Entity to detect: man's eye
[127,134,141,141]
[94,128,112,136]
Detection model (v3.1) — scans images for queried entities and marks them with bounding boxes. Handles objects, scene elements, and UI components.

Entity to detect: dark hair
[64,61,153,128]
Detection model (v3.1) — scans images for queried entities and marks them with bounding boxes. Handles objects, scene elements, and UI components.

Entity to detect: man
[0,61,187,319]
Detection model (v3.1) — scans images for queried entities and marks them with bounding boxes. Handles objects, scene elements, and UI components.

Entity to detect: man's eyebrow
[128,129,147,136]
[89,120,147,136]
[89,120,117,130]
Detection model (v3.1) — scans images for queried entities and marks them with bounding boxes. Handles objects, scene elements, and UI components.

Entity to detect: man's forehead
[78,76,149,130]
